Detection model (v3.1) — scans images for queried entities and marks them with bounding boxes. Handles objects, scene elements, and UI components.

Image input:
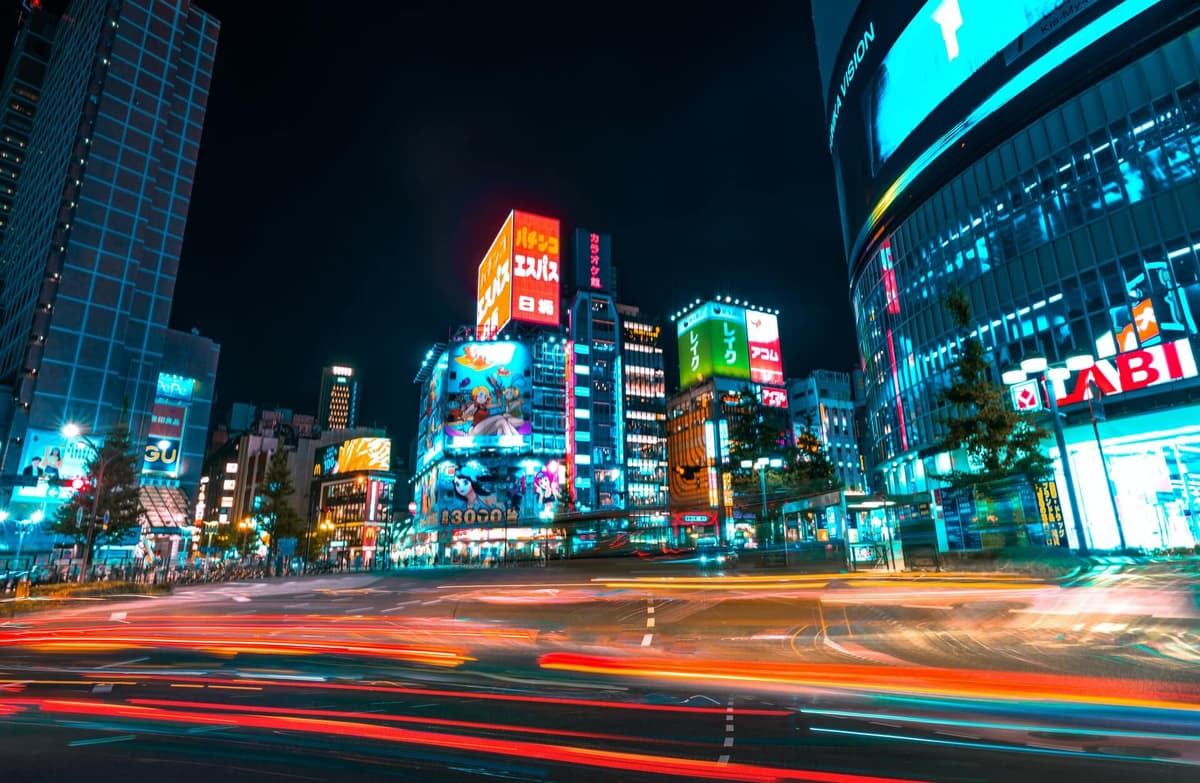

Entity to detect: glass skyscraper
[815,1,1200,551]
[0,0,218,478]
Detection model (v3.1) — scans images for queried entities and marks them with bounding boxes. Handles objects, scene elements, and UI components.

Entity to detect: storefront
[1053,407,1200,552]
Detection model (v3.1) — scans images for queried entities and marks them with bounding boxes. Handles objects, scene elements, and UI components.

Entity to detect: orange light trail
[538,653,1200,713]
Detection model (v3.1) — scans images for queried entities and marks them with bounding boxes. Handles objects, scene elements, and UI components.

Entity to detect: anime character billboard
[433,458,564,527]
[443,341,532,447]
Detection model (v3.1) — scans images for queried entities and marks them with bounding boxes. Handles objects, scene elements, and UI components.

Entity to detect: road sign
[1010,379,1043,411]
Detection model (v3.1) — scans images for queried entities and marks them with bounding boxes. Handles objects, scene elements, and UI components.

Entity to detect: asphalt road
[2,558,1198,782]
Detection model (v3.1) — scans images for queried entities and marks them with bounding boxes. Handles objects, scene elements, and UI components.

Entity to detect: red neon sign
[1055,338,1198,406]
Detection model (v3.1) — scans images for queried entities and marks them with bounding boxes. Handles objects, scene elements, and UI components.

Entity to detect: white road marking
[724,736,734,747]
[108,611,127,622]
[718,754,730,765]
[726,723,734,732]
[646,605,655,614]
[646,617,656,628]
[231,595,251,603]
[641,633,654,647]
[91,683,113,694]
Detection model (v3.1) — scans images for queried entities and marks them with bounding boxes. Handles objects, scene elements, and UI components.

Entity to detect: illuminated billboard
[477,212,514,337]
[142,438,181,477]
[511,210,561,326]
[676,302,753,389]
[416,354,447,471]
[476,210,561,335]
[315,437,392,477]
[142,372,195,479]
[12,428,92,500]
[746,309,784,385]
[573,228,612,292]
[433,457,564,527]
[442,341,533,449]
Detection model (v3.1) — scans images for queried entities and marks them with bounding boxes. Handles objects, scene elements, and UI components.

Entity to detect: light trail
[538,653,1200,713]
[4,696,933,783]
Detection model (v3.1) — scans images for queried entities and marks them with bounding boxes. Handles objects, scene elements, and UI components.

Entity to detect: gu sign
[1054,338,1198,406]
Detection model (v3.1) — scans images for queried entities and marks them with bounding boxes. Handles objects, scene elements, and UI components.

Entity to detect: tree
[259,448,304,562]
[727,386,840,503]
[933,289,1052,488]
[52,417,144,569]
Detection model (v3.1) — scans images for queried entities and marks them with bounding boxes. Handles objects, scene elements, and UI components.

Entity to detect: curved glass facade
[851,24,1200,547]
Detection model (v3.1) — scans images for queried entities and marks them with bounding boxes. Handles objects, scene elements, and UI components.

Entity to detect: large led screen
[442,341,533,448]
[315,437,392,477]
[819,0,1168,262]
[676,302,752,389]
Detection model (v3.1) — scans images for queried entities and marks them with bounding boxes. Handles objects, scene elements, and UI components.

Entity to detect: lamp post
[1002,354,1091,555]
[62,423,121,583]
[741,457,783,557]
[9,510,41,578]
[238,517,254,559]
[319,519,335,564]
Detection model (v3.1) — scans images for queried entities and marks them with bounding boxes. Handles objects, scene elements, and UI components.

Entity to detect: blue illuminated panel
[871,0,1106,168]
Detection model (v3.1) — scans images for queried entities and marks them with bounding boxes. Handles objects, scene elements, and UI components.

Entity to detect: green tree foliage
[934,289,1052,487]
[727,387,840,505]
[259,448,304,557]
[52,417,144,561]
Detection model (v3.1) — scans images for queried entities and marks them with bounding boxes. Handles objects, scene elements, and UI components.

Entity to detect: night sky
[165,0,856,452]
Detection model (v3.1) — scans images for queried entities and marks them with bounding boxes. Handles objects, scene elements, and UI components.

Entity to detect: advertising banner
[315,437,392,477]
[435,458,563,527]
[676,302,752,388]
[746,308,784,385]
[677,305,715,389]
[13,428,91,500]
[477,211,515,337]
[511,210,561,327]
[443,341,533,448]
[142,437,181,477]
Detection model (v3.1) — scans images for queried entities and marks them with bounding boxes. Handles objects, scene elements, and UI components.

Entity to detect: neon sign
[1054,338,1198,406]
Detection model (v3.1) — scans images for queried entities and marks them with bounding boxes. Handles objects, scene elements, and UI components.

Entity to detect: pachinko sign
[475,210,561,336]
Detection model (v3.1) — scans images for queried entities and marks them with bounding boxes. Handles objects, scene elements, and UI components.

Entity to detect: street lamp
[8,510,41,578]
[238,517,255,558]
[319,519,335,564]
[741,456,783,554]
[1002,357,1089,555]
[62,422,122,583]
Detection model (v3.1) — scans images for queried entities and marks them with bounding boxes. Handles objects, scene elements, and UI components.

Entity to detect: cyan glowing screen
[870,0,1090,168]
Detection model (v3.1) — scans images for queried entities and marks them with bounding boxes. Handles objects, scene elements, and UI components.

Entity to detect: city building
[310,435,395,568]
[618,303,668,511]
[318,365,358,430]
[815,1,1200,550]
[666,298,789,548]
[788,370,866,492]
[0,0,220,563]
[411,209,569,564]
[566,229,624,514]
[0,1,63,247]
